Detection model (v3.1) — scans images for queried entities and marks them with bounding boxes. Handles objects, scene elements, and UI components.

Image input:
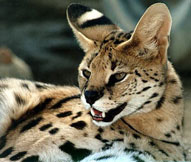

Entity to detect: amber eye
[82,69,91,79]
[114,72,127,81]
[107,72,127,86]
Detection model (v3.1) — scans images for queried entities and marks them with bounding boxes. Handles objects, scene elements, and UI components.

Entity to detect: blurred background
[0,0,190,158]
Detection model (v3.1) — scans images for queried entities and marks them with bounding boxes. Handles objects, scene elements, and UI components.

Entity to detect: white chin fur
[92,120,112,127]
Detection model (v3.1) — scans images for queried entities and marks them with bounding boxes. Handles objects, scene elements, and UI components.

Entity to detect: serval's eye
[114,72,127,81]
[108,72,127,86]
[82,69,91,79]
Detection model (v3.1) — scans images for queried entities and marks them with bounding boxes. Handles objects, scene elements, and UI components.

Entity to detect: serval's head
[67,3,171,126]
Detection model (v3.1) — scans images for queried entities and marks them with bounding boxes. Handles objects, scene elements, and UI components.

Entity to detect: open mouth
[90,102,127,122]
[90,108,105,121]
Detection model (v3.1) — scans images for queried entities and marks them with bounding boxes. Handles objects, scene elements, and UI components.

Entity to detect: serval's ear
[67,3,120,52]
[116,3,171,64]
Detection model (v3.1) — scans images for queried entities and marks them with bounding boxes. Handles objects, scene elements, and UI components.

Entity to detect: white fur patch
[93,120,112,127]
[80,142,155,162]
[78,9,103,25]
[81,94,90,110]
[0,89,17,135]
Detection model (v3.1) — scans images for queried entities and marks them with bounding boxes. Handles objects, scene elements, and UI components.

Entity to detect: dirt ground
[183,80,191,160]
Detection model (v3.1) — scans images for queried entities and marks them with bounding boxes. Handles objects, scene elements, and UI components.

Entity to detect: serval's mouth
[90,102,127,122]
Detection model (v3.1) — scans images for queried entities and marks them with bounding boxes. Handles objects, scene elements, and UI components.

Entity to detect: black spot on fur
[135,70,141,77]
[72,112,82,120]
[83,133,88,137]
[129,142,136,148]
[108,36,115,41]
[124,32,131,39]
[56,111,72,118]
[80,16,113,28]
[119,131,124,135]
[133,133,141,139]
[112,139,123,142]
[172,96,182,104]
[51,95,80,109]
[136,86,151,94]
[21,155,39,162]
[150,77,159,82]
[110,127,115,131]
[14,93,26,105]
[182,117,184,127]
[176,125,180,130]
[149,141,156,146]
[95,155,115,161]
[10,151,27,161]
[142,79,148,83]
[156,118,163,122]
[159,82,164,87]
[70,121,87,130]
[111,61,117,71]
[150,93,159,99]
[108,52,112,59]
[21,83,30,90]
[144,101,151,105]
[142,86,151,91]
[156,96,165,109]
[102,143,113,151]
[124,148,136,153]
[139,51,146,56]
[171,130,176,134]
[0,136,6,151]
[183,152,187,160]
[39,123,52,131]
[49,128,59,135]
[35,83,47,89]
[158,149,169,157]
[98,127,104,133]
[103,39,109,44]
[133,155,145,162]
[59,141,91,161]
[113,39,124,45]
[169,79,177,84]
[117,32,123,38]
[0,147,13,158]
[95,134,109,143]
[20,117,43,133]
[165,133,171,138]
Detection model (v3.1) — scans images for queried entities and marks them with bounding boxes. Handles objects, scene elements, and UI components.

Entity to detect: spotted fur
[0,3,186,162]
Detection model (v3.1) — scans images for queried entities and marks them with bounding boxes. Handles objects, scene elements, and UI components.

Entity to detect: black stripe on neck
[121,118,180,146]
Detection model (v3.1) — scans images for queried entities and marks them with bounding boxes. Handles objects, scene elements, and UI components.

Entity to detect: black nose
[84,90,103,105]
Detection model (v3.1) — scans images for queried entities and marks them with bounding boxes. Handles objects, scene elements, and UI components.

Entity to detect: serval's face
[67,3,171,126]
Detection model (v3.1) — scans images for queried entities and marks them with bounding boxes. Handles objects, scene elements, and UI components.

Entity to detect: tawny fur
[0,3,186,162]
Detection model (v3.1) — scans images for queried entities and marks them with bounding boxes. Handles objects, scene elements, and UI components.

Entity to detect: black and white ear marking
[67,3,120,52]
[67,4,113,29]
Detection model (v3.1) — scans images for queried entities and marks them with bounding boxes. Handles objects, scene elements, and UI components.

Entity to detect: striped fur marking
[59,141,91,161]
[51,95,80,109]
[67,4,113,28]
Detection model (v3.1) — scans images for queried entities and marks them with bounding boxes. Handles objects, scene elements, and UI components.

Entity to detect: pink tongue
[93,108,102,116]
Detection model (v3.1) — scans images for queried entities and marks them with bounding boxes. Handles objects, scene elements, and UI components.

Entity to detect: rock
[0,47,33,80]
